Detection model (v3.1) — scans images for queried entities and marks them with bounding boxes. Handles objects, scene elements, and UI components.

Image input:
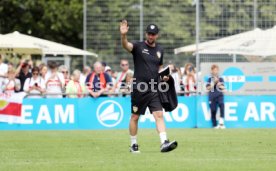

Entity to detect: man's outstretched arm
[120,20,133,53]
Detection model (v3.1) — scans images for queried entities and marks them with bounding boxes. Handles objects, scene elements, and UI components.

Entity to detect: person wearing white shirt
[24,66,46,98]
[2,68,21,94]
[0,55,8,93]
[45,62,65,98]
[105,66,116,86]
[80,65,91,84]
[39,63,48,80]
[114,59,133,92]
[182,63,197,96]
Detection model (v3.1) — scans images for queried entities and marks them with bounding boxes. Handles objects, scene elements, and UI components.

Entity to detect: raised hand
[120,19,129,35]
[20,59,26,65]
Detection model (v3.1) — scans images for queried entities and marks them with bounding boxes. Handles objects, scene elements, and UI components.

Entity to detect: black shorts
[131,89,163,115]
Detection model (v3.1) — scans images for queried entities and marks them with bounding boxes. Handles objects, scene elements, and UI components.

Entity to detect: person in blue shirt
[206,64,226,129]
[85,62,112,97]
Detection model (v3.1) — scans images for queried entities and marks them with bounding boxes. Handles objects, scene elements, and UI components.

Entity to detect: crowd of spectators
[0,54,197,98]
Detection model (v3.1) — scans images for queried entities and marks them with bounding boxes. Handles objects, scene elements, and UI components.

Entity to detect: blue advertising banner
[0,96,275,130]
[0,96,197,130]
[197,96,276,128]
[200,63,276,95]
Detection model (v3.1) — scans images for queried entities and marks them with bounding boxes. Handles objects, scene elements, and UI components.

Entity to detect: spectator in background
[45,61,64,98]
[182,63,197,96]
[27,59,34,72]
[114,59,133,92]
[111,71,118,86]
[0,55,8,93]
[206,64,225,129]
[39,63,48,80]
[119,72,133,95]
[86,61,112,98]
[80,65,91,84]
[66,70,87,98]
[169,64,181,93]
[24,67,46,98]
[7,62,14,71]
[2,68,21,94]
[59,65,70,97]
[16,60,32,92]
[101,62,107,72]
[59,65,70,87]
[105,66,116,85]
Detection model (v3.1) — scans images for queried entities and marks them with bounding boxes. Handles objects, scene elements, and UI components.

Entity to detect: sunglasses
[62,71,69,74]
[121,64,128,67]
[147,33,157,36]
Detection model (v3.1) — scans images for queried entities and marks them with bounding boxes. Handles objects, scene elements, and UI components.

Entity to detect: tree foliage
[1,0,276,68]
[0,0,83,48]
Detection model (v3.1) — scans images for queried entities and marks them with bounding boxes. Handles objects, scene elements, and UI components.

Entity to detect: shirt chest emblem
[142,49,149,55]
[156,51,161,58]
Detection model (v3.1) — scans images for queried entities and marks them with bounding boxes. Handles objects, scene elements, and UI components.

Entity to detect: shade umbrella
[4,31,97,57]
[0,34,42,54]
[174,28,263,55]
[198,28,276,57]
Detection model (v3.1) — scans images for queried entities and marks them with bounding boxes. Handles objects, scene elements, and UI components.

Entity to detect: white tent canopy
[3,31,97,57]
[199,27,276,57]
[174,29,262,54]
[174,28,270,57]
[0,34,42,54]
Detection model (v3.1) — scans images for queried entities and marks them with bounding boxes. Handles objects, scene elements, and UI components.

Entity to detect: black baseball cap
[146,24,159,34]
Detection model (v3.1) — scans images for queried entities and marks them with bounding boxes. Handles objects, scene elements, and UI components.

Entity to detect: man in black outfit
[120,20,177,153]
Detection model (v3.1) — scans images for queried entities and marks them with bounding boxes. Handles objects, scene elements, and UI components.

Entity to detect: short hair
[31,66,40,73]
[101,62,107,67]
[72,69,81,77]
[126,72,133,78]
[48,61,58,69]
[59,65,68,72]
[39,63,47,71]
[121,59,128,63]
[8,67,16,74]
[83,65,91,71]
[94,61,102,67]
[211,64,219,70]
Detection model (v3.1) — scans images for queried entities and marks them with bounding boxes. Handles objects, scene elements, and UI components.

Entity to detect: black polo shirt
[131,41,163,89]
[17,71,32,92]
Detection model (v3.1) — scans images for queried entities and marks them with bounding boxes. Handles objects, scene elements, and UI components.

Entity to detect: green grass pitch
[0,129,276,171]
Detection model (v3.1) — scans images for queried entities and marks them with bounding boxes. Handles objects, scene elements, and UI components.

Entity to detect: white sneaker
[214,125,220,129]
[219,124,226,129]
[214,124,226,129]
[219,118,224,125]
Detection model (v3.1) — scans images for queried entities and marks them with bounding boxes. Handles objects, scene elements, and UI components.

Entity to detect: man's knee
[153,111,164,120]
[131,114,140,121]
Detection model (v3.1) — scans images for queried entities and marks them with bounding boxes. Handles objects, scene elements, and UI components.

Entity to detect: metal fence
[196,0,276,66]
[84,0,276,72]
[84,0,196,71]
